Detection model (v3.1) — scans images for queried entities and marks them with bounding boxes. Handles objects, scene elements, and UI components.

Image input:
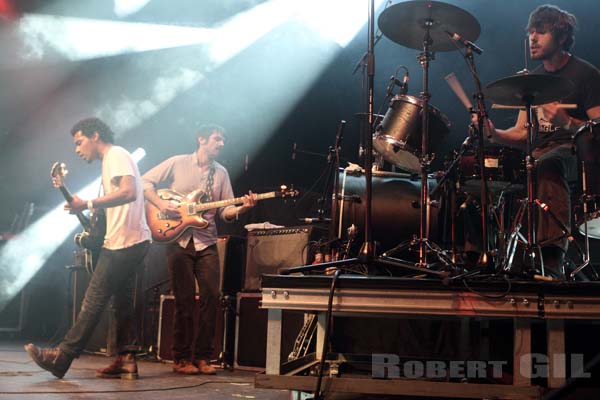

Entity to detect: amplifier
[234,292,304,370]
[243,226,325,291]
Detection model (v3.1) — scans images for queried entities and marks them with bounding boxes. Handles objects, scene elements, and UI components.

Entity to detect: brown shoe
[24,344,73,379]
[194,359,216,375]
[96,353,138,380]
[173,360,200,375]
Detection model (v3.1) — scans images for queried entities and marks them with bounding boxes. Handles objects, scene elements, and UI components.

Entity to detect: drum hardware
[485,73,575,278]
[569,120,600,280]
[447,29,494,270]
[375,0,480,272]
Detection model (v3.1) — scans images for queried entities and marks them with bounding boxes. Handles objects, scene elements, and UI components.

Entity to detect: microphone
[399,71,409,95]
[445,31,483,55]
[292,142,297,160]
[386,75,401,97]
[244,154,248,172]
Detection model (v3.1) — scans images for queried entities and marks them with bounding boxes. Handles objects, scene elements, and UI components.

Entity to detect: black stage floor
[0,341,289,400]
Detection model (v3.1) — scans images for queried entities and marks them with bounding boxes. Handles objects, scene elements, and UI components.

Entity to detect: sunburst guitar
[146,186,298,243]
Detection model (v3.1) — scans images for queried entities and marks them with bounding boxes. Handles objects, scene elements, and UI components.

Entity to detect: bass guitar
[50,162,106,273]
[147,186,298,243]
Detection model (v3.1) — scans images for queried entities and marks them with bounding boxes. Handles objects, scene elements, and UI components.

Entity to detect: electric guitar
[50,162,106,274]
[146,186,298,243]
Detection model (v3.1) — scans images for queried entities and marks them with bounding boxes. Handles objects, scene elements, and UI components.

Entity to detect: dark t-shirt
[532,55,600,148]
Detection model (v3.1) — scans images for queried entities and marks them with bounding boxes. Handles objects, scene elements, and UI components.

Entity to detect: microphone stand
[462,46,493,270]
[281,0,378,276]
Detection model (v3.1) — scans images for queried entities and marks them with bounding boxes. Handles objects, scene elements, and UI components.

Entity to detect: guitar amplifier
[243,226,326,291]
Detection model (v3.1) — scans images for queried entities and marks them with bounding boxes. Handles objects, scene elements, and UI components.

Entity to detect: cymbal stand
[502,95,540,274]
[379,22,456,272]
[503,100,585,277]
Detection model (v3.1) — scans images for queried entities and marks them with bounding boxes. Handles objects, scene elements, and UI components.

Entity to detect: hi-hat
[378,0,480,52]
[485,74,574,106]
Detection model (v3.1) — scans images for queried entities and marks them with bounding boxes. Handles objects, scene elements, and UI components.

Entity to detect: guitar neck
[196,191,277,212]
[59,185,90,229]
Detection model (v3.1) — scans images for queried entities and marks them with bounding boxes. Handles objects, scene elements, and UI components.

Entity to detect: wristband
[87,200,94,210]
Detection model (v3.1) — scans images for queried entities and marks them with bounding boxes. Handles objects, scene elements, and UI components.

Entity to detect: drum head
[374,95,450,173]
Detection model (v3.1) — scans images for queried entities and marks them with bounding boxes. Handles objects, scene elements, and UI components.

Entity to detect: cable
[0,378,254,395]
[308,269,341,400]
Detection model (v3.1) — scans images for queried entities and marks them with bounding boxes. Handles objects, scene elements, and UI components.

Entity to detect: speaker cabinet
[234,292,304,369]
[243,226,325,291]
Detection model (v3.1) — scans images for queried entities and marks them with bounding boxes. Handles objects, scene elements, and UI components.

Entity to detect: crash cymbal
[378,0,480,52]
[485,74,574,106]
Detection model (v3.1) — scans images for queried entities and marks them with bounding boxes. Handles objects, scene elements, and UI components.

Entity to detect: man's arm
[487,110,528,149]
[141,158,181,217]
[66,175,137,214]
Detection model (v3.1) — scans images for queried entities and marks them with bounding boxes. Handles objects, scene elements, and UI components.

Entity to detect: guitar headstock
[50,162,68,188]
[277,185,299,198]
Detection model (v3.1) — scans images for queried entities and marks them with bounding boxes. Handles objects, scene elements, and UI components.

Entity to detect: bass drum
[335,169,441,250]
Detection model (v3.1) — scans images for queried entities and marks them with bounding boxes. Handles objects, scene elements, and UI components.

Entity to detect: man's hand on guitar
[158,199,181,219]
[65,195,87,214]
[239,191,257,213]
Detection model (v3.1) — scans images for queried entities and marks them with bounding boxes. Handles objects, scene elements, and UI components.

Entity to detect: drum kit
[330,0,599,280]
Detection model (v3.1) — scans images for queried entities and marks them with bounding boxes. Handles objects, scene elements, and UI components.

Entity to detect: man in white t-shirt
[24,117,151,379]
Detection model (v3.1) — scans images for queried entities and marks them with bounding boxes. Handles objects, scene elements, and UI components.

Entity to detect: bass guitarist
[142,123,256,375]
[25,117,151,379]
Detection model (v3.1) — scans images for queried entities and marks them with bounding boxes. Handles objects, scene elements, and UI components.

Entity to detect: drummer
[485,4,600,278]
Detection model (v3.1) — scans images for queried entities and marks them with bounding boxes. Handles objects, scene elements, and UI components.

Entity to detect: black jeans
[59,240,149,357]
[534,143,578,251]
[166,241,220,362]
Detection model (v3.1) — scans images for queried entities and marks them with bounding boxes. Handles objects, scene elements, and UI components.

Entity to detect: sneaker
[193,359,216,375]
[96,353,138,380]
[173,360,200,375]
[24,344,73,379]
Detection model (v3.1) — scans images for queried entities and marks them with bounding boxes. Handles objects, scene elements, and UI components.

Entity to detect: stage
[0,341,287,400]
[256,274,600,400]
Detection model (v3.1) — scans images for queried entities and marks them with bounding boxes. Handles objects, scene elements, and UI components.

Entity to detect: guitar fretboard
[195,191,277,212]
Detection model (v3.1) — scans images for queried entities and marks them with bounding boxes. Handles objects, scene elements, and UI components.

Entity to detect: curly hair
[527,4,577,51]
[70,117,115,144]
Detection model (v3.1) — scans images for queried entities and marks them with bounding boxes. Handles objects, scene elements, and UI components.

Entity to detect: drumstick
[491,103,577,110]
[445,72,473,110]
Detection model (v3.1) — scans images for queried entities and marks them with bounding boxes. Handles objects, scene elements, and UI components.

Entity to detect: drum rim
[390,94,452,129]
[575,118,600,135]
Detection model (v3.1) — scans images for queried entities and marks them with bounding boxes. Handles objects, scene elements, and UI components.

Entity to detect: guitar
[50,162,106,274]
[146,186,298,243]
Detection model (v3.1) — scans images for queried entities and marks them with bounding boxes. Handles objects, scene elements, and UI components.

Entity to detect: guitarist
[25,117,151,379]
[142,123,256,375]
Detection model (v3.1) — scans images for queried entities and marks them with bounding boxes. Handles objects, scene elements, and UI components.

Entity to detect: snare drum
[374,95,450,173]
[459,145,525,192]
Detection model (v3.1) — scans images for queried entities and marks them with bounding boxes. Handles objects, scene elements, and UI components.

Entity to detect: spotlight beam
[0,148,146,311]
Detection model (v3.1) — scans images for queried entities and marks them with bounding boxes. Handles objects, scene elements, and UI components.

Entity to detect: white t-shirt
[101,145,151,250]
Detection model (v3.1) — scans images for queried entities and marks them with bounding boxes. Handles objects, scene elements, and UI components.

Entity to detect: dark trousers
[534,143,578,251]
[166,241,220,362]
[59,240,149,357]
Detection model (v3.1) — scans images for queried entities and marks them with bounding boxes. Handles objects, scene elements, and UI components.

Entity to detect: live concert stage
[0,342,287,400]
[3,1,600,400]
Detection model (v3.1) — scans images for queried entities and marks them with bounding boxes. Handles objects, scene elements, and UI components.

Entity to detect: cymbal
[485,74,574,106]
[378,0,480,52]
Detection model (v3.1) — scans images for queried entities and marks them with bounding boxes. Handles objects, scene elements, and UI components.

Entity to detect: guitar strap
[204,162,216,203]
